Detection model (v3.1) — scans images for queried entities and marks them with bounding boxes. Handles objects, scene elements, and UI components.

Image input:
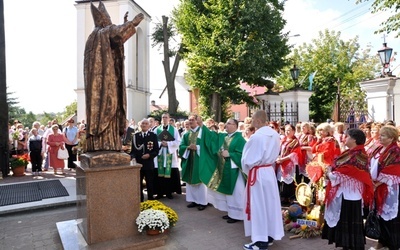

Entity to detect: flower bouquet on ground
[140,200,179,227]
[136,209,170,233]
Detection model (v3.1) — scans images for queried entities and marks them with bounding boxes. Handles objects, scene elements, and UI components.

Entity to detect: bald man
[241,110,284,250]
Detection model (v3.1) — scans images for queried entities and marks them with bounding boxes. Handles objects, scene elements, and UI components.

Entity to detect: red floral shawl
[371,142,400,213]
[279,137,303,175]
[325,145,374,207]
[312,136,340,166]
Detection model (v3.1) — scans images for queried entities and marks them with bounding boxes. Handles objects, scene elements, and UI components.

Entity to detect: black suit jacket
[122,127,135,145]
[130,131,159,170]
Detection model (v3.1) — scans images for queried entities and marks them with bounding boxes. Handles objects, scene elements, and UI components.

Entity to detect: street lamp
[378,42,393,76]
[290,64,300,89]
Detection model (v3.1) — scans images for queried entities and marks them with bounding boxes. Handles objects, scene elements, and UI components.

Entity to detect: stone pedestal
[76,151,139,244]
[67,151,167,249]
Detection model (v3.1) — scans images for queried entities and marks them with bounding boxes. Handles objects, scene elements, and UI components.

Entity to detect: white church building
[75,0,152,123]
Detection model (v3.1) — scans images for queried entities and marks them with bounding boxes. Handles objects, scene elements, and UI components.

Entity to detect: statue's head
[91,0,112,28]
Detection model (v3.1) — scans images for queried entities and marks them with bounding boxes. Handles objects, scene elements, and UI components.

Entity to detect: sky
[4,0,399,114]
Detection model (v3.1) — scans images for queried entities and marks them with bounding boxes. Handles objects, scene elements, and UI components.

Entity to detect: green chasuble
[179,125,219,185]
[155,125,175,177]
[203,131,246,195]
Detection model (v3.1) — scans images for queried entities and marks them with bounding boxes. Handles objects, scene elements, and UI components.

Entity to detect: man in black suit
[130,118,160,202]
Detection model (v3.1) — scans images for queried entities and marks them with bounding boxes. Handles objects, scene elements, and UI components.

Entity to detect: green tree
[174,0,290,122]
[356,0,400,37]
[275,30,379,122]
[21,112,37,128]
[148,109,189,122]
[7,89,20,122]
[151,16,182,114]
[62,101,77,121]
[40,112,56,126]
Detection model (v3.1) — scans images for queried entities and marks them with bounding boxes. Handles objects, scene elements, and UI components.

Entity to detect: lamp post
[378,42,393,76]
[290,64,300,89]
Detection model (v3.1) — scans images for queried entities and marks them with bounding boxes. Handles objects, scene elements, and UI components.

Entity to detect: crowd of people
[126,113,400,250]
[7,118,86,175]
[7,112,400,250]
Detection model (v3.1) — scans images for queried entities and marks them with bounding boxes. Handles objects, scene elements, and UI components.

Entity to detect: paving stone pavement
[0,205,76,250]
[0,167,378,250]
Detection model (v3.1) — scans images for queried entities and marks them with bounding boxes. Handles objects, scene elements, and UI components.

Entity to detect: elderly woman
[312,123,340,166]
[15,123,27,155]
[359,122,373,148]
[369,125,400,250]
[276,124,303,205]
[298,122,316,183]
[243,125,255,141]
[322,128,373,250]
[334,122,346,152]
[217,122,225,133]
[366,122,383,156]
[47,124,66,175]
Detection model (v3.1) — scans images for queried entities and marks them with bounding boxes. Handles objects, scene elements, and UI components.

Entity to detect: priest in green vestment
[179,115,219,211]
[203,118,247,223]
[153,113,182,199]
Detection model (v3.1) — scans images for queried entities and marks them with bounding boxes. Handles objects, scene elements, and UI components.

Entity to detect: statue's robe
[84,17,139,151]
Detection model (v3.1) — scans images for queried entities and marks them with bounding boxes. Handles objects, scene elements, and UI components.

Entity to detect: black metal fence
[264,101,298,125]
[338,98,370,129]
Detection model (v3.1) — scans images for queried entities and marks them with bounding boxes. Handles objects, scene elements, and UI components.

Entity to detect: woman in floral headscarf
[322,128,373,250]
[275,124,303,205]
[306,123,341,184]
[366,122,383,156]
[369,125,400,250]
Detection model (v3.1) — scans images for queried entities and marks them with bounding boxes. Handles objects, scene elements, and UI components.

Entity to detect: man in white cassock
[241,110,284,250]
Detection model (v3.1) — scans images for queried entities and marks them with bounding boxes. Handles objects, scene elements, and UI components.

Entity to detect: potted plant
[136,208,170,235]
[10,153,30,177]
[140,200,179,227]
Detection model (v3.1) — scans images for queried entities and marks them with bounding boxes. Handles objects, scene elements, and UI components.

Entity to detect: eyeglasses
[188,119,195,121]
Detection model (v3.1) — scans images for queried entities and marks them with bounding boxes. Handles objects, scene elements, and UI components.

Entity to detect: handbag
[365,209,381,239]
[57,147,69,160]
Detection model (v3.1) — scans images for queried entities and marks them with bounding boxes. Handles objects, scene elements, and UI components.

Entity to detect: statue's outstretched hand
[132,13,144,26]
[124,11,129,23]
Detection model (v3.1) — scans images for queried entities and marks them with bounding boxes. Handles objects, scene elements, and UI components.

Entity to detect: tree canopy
[174,0,290,121]
[275,30,379,122]
[356,0,400,37]
[151,16,182,114]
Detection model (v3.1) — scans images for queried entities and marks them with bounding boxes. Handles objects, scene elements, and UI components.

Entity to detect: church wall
[75,0,151,123]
